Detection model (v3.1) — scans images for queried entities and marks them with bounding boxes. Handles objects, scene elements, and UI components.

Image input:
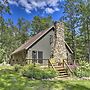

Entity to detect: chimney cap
[54,21,64,27]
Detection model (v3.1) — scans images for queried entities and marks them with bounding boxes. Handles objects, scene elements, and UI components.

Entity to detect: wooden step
[60,73,68,75]
[52,64,58,66]
[59,70,66,73]
[54,66,63,68]
[53,65,69,78]
[57,74,69,78]
[56,68,66,71]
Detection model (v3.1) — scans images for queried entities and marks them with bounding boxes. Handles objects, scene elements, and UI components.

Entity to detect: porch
[25,59,75,66]
[25,59,50,67]
[23,59,75,77]
[11,58,75,77]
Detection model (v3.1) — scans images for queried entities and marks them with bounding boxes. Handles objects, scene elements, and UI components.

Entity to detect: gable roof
[11,26,73,55]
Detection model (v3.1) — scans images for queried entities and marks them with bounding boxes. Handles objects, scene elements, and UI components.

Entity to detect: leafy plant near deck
[22,65,57,79]
[13,64,22,72]
[74,61,90,77]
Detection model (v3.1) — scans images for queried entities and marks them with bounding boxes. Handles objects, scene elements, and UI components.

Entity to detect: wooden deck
[25,59,50,66]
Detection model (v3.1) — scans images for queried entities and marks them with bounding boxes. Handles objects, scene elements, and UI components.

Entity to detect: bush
[13,64,22,72]
[22,65,57,80]
[0,69,14,75]
[42,68,57,79]
[74,61,90,77]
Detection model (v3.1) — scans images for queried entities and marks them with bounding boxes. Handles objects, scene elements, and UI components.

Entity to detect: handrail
[48,59,56,71]
[63,59,74,75]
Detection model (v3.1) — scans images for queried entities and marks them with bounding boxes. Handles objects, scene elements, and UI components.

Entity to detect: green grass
[0,66,90,90]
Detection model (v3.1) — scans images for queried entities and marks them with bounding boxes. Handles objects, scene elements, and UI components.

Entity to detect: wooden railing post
[63,59,64,68]
[63,59,74,76]
[48,59,50,68]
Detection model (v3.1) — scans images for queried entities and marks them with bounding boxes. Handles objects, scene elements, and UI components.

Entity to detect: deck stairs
[53,64,69,78]
[49,59,73,78]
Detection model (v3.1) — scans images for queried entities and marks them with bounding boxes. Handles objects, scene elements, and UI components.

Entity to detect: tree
[0,1,11,62]
[78,0,90,62]
[62,0,79,62]
[17,17,31,44]
[0,0,10,38]
[62,0,90,62]
[31,16,53,36]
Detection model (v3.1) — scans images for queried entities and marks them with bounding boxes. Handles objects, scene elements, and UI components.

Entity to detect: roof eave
[26,25,54,50]
[11,49,26,56]
[65,41,73,54]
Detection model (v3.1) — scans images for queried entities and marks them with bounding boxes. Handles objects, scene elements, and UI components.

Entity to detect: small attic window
[50,35,53,44]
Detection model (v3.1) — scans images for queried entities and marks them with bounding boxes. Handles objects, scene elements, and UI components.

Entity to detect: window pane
[38,51,43,63]
[32,51,37,63]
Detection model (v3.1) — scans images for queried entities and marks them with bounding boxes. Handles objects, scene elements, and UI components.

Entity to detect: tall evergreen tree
[31,16,53,36]
[63,0,79,62]
[17,17,31,44]
[78,0,90,62]
[62,0,90,62]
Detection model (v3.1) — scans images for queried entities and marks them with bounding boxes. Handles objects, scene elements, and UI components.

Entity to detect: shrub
[22,65,57,80]
[42,68,57,79]
[0,65,13,70]
[13,64,22,72]
[74,61,90,77]
[0,69,14,75]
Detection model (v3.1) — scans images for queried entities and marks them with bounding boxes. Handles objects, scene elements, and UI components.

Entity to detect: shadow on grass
[0,78,90,90]
[58,80,90,90]
[35,80,90,90]
[32,80,66,90]
[65,83,90,90]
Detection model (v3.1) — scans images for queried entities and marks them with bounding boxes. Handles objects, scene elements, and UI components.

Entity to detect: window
[38,51,43,63]
[50,35,53,44]
[32,51,43,63]
[32,51,37,63]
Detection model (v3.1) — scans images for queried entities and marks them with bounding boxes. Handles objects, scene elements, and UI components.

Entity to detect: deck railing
[25,59,50,66]
[63,59,74,76]
[48,59,56,71]
[24,58,57,70]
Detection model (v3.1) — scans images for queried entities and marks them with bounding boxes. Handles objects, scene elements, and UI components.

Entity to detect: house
[10,22,73,66]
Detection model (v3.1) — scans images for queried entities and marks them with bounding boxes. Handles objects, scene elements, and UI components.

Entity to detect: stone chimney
[53,22,67,63]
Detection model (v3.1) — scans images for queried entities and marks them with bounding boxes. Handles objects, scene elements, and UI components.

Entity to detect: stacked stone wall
[53,22,67,63]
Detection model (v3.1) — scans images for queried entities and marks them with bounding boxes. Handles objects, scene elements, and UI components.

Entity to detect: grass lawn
[0,66,90,90]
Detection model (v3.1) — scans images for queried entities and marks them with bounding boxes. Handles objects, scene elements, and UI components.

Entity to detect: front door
[38,51,43,64]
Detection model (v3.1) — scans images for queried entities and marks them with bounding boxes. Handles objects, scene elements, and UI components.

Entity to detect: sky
[3,0,65,24]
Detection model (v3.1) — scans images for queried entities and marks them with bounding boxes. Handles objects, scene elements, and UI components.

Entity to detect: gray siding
[26,30,54,60]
